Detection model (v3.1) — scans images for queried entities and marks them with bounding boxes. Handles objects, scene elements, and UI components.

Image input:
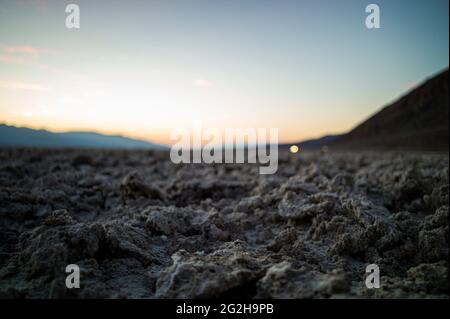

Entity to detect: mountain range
[1,68,448,151]
[0,124,166,149]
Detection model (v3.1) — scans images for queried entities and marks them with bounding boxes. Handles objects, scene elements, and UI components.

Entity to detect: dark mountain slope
[332,69,449,150]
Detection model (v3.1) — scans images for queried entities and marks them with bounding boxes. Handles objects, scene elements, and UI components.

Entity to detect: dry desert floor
[0,149,448,298]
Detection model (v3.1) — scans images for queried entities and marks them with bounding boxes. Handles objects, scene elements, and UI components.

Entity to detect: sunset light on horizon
[1,0,448,146]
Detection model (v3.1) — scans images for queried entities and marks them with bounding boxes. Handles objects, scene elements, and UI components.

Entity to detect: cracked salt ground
[0,149,448,298]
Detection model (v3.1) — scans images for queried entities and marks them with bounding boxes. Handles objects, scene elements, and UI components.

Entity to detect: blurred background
[0,0,448,148]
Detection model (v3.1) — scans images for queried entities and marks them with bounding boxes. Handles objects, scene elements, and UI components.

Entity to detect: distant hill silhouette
[331,69,449,151]
[286,68,449,151]
[2,69,448,152]
[279,135,342,151]
[0,124,166,149]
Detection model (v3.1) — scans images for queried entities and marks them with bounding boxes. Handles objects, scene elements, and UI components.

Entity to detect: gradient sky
[0,0,448,145]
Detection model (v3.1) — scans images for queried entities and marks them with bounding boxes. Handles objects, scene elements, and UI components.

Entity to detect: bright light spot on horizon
[290,145,299,154]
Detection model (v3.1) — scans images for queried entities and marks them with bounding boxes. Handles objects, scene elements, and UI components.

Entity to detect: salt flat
[0,149,448,298]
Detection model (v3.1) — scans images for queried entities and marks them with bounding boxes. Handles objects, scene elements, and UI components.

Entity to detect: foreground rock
[0,149,448,298]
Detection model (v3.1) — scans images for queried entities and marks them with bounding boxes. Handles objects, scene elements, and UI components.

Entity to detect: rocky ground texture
[0,149,448,298]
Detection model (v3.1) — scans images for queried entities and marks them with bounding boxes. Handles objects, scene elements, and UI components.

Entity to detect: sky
[0,0,448,145]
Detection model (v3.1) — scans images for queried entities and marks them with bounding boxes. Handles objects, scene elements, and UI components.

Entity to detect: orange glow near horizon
[1,1,448,147]
[0,114,349,147]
